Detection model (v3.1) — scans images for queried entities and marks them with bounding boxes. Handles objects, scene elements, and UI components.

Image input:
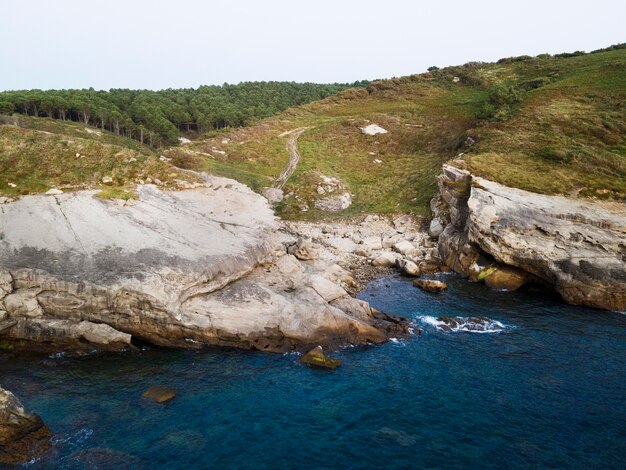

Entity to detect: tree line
[0,81,367,147]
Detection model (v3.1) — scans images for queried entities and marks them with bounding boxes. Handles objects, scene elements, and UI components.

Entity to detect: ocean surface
[2,275,625,469]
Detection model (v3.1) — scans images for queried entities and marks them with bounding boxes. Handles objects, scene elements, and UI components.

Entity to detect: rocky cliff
[430,163,626,311]
[0,174,406,353]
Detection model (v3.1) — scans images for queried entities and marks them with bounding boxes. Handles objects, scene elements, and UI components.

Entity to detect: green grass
[96,186,140,200]
[4,45,625,214]
[179,46,625,219]
[0,121,188,197]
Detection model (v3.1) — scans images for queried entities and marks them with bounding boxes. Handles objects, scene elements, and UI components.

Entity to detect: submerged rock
[0,387,52,465]
[299,345,341,370]
[142,386,177,404]
[413,279,448,293]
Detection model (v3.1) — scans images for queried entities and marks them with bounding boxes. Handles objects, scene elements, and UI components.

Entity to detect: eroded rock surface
[431,163,626,311]
[0,174,406,352]
[0,386,52,465]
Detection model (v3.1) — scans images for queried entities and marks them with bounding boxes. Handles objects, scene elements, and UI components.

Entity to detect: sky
[1,0,624,91]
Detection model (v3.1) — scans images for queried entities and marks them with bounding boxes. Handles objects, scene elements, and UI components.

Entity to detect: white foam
[417,315,510,333]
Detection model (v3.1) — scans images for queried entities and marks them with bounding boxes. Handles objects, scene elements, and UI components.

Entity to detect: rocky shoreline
[430,162,626,311]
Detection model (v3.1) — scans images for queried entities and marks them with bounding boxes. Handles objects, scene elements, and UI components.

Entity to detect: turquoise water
[2,275,626,469]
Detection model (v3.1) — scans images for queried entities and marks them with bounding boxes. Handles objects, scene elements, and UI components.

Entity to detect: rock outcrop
[0,386,52,465]
[431,163,626,311]
[0,174,407,353]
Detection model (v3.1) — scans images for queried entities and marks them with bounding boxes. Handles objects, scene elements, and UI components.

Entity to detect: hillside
[165,45,625,220]
[0,116,189,198]
[0,82,366,148]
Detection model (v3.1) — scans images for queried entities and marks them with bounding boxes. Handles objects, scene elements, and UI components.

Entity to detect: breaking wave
[417,315,510,333]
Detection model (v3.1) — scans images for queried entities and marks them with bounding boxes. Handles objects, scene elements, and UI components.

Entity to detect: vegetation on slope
[0,117,189,198]
[0,82,367,148]
[168,44,625,219]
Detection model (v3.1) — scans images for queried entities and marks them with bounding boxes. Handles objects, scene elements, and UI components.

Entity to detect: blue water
[2,275,626,469]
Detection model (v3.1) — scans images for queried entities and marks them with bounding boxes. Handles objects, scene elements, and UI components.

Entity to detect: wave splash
[417,315,509,333]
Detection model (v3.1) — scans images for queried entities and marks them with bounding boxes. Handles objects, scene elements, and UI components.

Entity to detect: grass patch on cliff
[0,124,181,197]
[96,186,139,200]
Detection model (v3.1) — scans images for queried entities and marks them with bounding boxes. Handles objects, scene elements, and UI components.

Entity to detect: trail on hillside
[274,127,309,190]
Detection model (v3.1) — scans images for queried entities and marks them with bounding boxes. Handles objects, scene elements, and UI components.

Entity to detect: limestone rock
[413,279,448,293]
[482,265,531,291]
[359,124,388,135]
[142,386,176,403]
[393,240,416,256]
[432,163,626,310]
[287,237,319,261]
[0,174,406,352]
[314,192,352,212]
[468,178,626,310]
[397,259,419,276]
[101,176,113,184]
[372,252,397,267]
[308,275,348,302]
[0,387,52,465]
[428,218,444,238]
[361,236,383,251]
[300,345,340,370]
[44,188,63,195]
[262,187,284,204]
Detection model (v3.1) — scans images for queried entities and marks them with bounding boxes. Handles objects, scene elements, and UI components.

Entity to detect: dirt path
[274,127,309,189]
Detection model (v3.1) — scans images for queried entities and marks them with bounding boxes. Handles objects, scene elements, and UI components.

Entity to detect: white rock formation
[360,124,388,135]
[0,174,405,352]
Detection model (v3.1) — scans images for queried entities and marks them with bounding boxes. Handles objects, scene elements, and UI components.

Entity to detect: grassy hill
[165,45,625,220]
[2,45,624,216]
[0,116,186,198]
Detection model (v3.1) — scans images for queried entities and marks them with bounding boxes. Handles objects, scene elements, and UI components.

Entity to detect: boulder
[142,386,177,403]
[393,240,416,256]
[0,387,52,465]
[44,188,63,195]
[361,236,383,251]
[262,187,284,204]
[413,279,448,293]
[299,346,340,370]
[482,265,531,291]
[418,261,440,274]
[359,124,388,135]
[401,260,420,277]
[372,252,397,267]
[287,237,319,261]
[428,218,444,238]
[314,192,352,212]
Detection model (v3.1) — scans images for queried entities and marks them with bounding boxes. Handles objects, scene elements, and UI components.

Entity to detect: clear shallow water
[2,275,626,469]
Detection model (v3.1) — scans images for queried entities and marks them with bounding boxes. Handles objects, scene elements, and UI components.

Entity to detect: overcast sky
[1,0,624,91]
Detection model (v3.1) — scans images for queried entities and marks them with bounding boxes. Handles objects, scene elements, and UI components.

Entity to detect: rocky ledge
[0,174,407,353]
[430,163,626,311]
[0,386,52,465]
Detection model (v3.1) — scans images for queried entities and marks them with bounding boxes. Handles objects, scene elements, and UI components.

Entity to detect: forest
[0,81,367,147]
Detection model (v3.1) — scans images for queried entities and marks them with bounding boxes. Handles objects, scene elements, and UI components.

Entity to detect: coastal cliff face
[431,163,626,311]
[0,174,405,353]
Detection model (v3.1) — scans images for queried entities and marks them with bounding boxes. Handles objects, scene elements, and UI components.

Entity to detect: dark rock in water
[378,427,417,447]
[0,386,52,465]
[63,447,144,469]
[142,386,177,403]
[300,346,340,370]
[413,279,448,293]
